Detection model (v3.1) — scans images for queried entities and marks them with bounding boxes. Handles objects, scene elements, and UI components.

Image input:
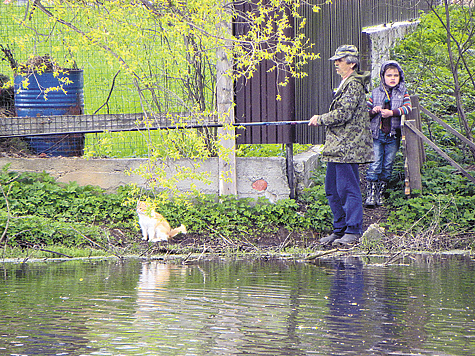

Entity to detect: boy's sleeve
[393,91,412,116]
[367,92,374,110]
[367,92,379,118]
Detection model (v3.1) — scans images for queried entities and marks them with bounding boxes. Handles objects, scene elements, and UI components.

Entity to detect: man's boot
[364,181,377,208]
[332,233,361,247]
[375,181,387,206]
[319,232,344,246]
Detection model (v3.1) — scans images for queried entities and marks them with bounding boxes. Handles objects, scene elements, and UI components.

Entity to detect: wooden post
[216,18,237,196]
[401,96,423,195]
[286,143,295,199]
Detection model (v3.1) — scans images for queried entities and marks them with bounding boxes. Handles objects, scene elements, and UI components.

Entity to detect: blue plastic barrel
[14,70,84,156]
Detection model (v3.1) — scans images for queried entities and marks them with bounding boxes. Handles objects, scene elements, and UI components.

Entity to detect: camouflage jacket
[316,71,374,164]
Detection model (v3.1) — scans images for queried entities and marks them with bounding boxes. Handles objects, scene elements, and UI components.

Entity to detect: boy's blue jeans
[366,130,401,182]
[325,162,363,235]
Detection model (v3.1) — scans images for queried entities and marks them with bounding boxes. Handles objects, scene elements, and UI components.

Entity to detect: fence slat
[420,106,475,151]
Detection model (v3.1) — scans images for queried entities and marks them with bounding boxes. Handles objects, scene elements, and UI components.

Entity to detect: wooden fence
[402,95,475,196]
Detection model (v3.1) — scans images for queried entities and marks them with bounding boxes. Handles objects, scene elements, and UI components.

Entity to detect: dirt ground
[136,204,389,256]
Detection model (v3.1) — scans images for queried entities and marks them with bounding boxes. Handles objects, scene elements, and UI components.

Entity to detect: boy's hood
[379,60,405,83]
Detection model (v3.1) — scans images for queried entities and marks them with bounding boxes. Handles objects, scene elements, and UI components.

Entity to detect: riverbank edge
[2,249,473,264]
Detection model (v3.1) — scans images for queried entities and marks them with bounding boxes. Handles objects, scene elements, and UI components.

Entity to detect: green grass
[0,245,111,260]
[236,144,314,157]
[84,131,159,158]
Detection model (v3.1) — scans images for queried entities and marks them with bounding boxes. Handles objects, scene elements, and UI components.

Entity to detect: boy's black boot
[375,181,387,206]
[364,181,377,208]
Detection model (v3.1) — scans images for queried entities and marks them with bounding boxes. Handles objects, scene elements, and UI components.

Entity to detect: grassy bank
[1,161,474,261]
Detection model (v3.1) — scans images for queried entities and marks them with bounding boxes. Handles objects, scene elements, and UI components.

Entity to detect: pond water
[1,254,475,356]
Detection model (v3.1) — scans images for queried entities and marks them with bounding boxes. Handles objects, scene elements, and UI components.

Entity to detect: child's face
[384,68,400,87]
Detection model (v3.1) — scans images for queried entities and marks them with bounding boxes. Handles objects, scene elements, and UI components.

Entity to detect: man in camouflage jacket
[309,45,374,247]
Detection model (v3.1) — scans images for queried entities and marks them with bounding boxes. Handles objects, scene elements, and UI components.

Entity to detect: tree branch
[34,2,140,81]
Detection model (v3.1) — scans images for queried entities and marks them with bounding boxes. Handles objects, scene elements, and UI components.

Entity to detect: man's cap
[329,45,359,60]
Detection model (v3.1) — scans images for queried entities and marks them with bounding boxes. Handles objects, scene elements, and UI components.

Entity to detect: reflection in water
[133,261,180,333]
[310,255,475,355]
[326,257,365,353]
[136,261,173,305]
[0,261,117,356]
[132,260,284,355]
[322,257,432,356]
[310,256,371,356]
[328,257,364,318]
[1,256,475,355]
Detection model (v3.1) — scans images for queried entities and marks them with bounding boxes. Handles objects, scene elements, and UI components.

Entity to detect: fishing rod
[165,119,312,129]
[1,119,312,138]
[236,120,310,126]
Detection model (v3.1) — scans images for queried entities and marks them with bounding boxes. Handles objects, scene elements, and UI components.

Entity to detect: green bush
[392,4,475,164]
[384,164,475,236]
[0,164,321,250]
[161,194,310,238]
[2,160,472,253]
[236,144,313,157]
[0,165,136,248]
[298,166,333,233]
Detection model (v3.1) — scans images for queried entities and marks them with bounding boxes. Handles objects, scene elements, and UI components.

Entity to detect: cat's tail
[168,224,187,238]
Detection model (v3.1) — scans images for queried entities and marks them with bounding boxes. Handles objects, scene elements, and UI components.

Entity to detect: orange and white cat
[137,201,187,242]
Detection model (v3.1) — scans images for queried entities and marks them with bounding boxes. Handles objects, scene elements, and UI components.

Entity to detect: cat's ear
[137,201,147,212]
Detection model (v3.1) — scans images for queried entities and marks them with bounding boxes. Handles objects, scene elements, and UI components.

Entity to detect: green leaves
[0,165,316,249]
[2,160,473,253]
[384,164,475,236]
[165,194,308,237]
[0,167,136,247]
[298,167,333,232]
[392,3,475,163]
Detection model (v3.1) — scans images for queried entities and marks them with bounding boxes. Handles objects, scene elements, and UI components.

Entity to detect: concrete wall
[0,146,321,202]
[363,21,419,82]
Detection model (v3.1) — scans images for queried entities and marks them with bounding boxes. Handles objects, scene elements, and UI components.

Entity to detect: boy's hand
[381,109,393,118]
[373,105,382,113]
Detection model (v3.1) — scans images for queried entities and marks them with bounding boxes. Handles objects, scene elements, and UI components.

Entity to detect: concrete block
[293,145,322,195]
[0,147,320,202]
[236,156,290,203]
